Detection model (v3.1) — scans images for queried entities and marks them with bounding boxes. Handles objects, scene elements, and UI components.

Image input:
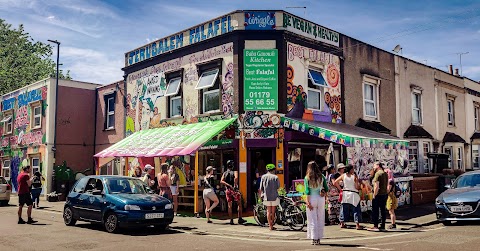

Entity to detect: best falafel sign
[244,49,278,111]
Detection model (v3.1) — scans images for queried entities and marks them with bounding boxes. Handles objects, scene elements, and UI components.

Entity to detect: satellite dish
[392,45,402,54]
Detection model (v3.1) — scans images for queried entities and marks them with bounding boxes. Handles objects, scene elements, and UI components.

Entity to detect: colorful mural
[125,43,234,135]
[239,111,282,139]
[286,42,342,123]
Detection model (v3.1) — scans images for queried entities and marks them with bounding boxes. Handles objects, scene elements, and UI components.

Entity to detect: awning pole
[95,158,100,175]
[194,152,199,216]
[124,157,129,176]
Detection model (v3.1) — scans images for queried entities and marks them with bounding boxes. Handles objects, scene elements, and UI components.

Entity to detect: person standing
[132,166,142,178]
[335,165,363,230]
[326,165,341,225]
[221,160,246,225]
[17,166,37,224]
[142,165,155,187]
[259,164,280,231]
[31,171,45,209]
[169,165,180,216]
[385,168,398,229]
[157,163,172,200]
[203,166,219,223]
[369,162,388,231]
[305,161,329,245]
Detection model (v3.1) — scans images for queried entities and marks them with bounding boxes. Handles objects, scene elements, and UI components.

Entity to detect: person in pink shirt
[385,168,398,229]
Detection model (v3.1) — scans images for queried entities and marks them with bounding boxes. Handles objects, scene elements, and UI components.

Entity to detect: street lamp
[47,39,60,157]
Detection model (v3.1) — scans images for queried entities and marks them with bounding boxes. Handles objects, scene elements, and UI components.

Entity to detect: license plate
[450,205,473,212]
[145,213,164,219]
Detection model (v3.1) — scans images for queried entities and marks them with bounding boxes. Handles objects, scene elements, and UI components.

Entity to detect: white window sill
[363,116,380,122]
[104,127,115,131]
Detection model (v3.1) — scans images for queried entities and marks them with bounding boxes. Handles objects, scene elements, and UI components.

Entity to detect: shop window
[423,142,430,172]
[31,157,40,174]
[412,91,422,125]
[363,76,380,120]
[408,141,418,172]
[447,99,455,126]
[166,76,183,118]
[473,145,479,169]
[475,105,480,131]
[444,147,453,169]
[195,69,219,90]
[31,103,42,129]
[307,68,325,111]
[104,92,116,130]
[195,65,221,114]
[1,112,13,135]
[457,147,463,170]
[2,159,10,179]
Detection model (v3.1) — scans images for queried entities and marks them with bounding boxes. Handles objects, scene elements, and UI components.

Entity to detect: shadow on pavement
[74,223,185,236]
[321,243,362,248]
[395,204,436,221]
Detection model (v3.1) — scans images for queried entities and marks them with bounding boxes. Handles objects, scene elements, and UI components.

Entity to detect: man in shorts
[221,160,246,225]
[17,165,37,224]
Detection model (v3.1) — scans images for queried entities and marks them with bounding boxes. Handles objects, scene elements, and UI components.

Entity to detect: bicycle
[253,195,305,231]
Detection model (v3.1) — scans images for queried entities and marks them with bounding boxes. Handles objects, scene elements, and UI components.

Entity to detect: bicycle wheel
[253,204,269,227]
[285,205,305,231]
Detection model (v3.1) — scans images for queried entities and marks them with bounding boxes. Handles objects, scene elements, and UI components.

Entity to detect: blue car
[435,170,480,225]
[63,175,174,233]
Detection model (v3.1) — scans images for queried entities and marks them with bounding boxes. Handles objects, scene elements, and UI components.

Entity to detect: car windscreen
[106,178,147,194]
[454,174,480,188]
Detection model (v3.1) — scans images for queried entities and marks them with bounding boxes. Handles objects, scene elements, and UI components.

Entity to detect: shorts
[203,188,218,201]
[18,193,33,207]
[226,188,241,203]
[386,192,398,211]
[263,198,280,207]
[170,186,179,196]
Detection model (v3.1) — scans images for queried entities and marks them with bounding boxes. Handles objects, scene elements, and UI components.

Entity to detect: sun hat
[144,164,154,170]
[336,163,346,171]
[206,166,214,172]
[266,163,276,171]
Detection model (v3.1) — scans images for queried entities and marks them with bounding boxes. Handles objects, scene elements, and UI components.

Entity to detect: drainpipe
[92,88,98,175]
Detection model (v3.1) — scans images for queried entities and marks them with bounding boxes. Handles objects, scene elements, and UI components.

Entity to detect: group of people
[132,163,180,216]
[17,165,44,224]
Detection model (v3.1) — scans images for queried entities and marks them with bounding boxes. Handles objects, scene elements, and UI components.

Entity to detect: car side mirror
[92,189,103,196]
[444,184,451,189]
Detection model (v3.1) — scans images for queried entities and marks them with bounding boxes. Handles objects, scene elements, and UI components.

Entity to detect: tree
[0,19,71,95]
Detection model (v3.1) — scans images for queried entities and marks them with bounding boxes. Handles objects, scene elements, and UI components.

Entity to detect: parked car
[0,176,11,206]
[63,175,174,233]
[435,170,480,225]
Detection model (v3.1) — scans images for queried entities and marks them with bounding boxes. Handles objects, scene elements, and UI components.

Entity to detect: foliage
[0,19,71,95]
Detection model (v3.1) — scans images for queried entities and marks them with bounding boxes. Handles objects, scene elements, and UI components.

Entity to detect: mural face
[125,43,234,135]
[286,42,342,123]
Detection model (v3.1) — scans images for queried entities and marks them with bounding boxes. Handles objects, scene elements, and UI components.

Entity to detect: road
[1,202,479,251]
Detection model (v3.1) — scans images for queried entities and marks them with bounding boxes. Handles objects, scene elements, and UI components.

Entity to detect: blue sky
[1,0,479,84]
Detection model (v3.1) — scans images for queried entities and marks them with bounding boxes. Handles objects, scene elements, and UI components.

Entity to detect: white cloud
[47,15,55,20]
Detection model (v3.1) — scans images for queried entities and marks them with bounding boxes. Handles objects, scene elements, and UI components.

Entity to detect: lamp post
[47,39,60,157]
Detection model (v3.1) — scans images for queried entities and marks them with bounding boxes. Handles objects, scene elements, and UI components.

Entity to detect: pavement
[8,196,438,241]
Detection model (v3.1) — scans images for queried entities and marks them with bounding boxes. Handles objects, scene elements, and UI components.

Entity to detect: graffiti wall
[125,43,234,136]
[239,111,282,139]
[1,85,48,191]
[286,42,342,123]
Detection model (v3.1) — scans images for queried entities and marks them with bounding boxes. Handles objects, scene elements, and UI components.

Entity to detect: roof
[403,125,434,139]
[443,132,466,143]
[471,132,480,140]
[355,118,392,134]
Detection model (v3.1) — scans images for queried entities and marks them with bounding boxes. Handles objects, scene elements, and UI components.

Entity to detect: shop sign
[126,15,235,66]
[244,49,278,111]
[281,12,339,47]
[198,139,234,150]
[244,12,276,30]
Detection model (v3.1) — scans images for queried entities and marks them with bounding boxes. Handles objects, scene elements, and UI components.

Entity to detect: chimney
[455,68,459,76]
[449,65,453,74]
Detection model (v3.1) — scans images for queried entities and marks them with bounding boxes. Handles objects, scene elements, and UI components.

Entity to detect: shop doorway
[247,148,275,206]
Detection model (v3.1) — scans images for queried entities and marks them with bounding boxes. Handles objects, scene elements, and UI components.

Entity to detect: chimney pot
[449,65,453,74]
[455,68,459,76]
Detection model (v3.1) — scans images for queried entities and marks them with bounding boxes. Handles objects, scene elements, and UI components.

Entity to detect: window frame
[166,72,183,118]
[195,68,220,90]
[408,141,419,172]
[444,146,453,169]
[411,91,422,125]
[165,77,182,97]
[30,102,42,129]
[103,92,116,130]
[169,96,183,118]
[30,156,40,175]
[475,104,480,131]
[447,99,455,126]
[362,76,380,121]
[473,145,480,169]
[423,142,430,173]
[197,62,222,115]
[457,147,463,170]
[307,67,324,111]
[202,89,221,114]
[2,111,13,135]
[2,159,11,179]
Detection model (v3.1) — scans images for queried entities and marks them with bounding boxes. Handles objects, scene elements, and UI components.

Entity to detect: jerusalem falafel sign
[244,49,278,111]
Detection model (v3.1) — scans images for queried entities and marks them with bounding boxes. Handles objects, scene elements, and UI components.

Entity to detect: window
[447,99,455,126]
[457,147,463,170]
[30,103,42,129]
[196,66,221,114]
[473,145,480,169]
[166,76,182,118]
[423,142,430,172]
[104,93,116,130]
[31,157,40,174]
[444,147,453,168]
[412,92,422,125]
[1,113,13,135]
[475,105,480,131]
[2,159,10,179]
[73,177,89,193]
[408,141,418,172]
[307,68,325,110]
[363,77,379,120]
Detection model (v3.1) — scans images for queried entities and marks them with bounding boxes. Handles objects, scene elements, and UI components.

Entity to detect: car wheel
[104,212,119,233]
[63,207,76,226]
[442,221,453,226]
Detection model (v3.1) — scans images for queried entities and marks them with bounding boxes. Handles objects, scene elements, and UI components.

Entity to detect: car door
[68,177,89,219]
[83,178,106,222]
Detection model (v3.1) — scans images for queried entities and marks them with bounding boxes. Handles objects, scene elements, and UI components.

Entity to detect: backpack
[394,183,402,198]
[223,170,235,188]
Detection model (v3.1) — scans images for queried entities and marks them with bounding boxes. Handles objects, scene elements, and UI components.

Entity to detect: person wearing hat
[259,163,280,231]
[141,164,156,189]
[221,160,246,225]
[203,166,219,223]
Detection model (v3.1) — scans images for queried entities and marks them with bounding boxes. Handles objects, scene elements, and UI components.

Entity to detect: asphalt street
[1,198,479,251]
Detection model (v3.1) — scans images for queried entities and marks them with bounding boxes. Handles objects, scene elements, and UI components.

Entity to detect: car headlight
[165,203,173,210]
[435,198,445,205]
[124,205,141,210]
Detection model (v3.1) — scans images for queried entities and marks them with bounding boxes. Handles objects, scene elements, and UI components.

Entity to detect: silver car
[0,176,11,206]
[435,170,480,225]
